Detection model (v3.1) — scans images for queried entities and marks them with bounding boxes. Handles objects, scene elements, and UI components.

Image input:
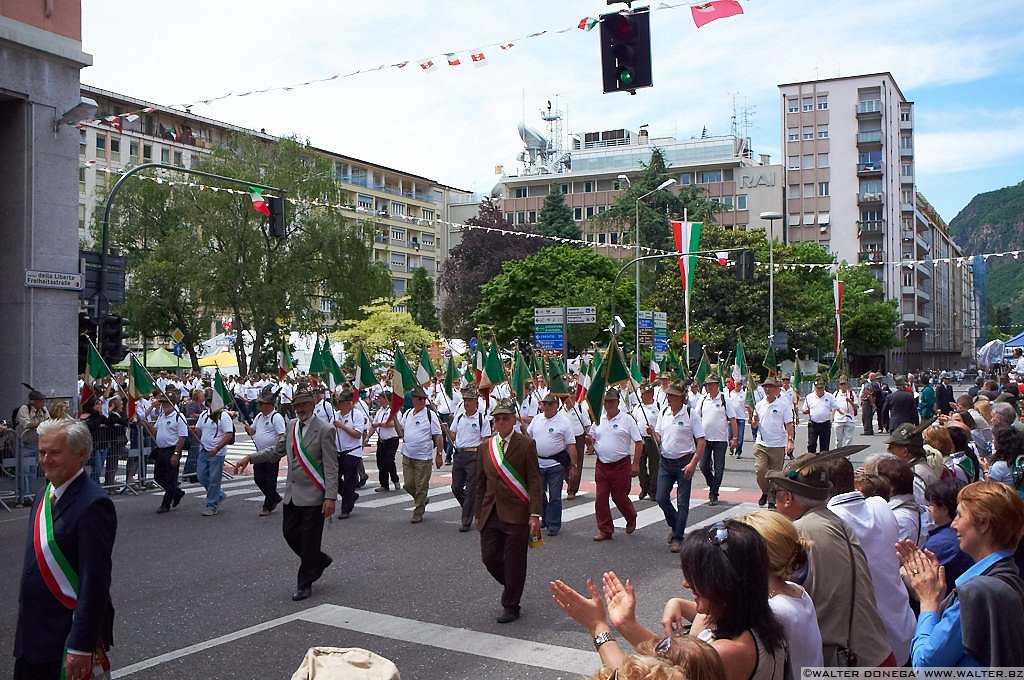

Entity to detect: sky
[80,0,1024,224]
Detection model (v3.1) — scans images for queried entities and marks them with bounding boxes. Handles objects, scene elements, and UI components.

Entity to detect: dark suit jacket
[935,384,955,415]
[15,472,117,665]
[475,431,542,525]
[884,389,919,429]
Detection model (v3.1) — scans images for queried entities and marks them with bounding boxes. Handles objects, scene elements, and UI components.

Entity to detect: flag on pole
[691,0,744,28]
[547,358,571,397]
[474,340,484,385]
[511,350,530,403]
[828,343,844,382]
[834,278,845,354]
[793,350,804,390]
[278,339,292,380]
[444,354,458,400]
[695,349,711,386]
[249,186,271,216]
[763,343,778,379]
[478,342,505,389]
[321,338,344,390]
[671,221,703,295]
[392,347,417,413]
[416,348,434,386]
[463,362,475,385]
[648,356,661,382]
[354,345,376,391]
[307,335,324,376]
[629,353,644,387]
[87,341,111,382]
[733,336,747,383]
[585,344,632,424]
[128,354,156,415]
[211,368,234,414]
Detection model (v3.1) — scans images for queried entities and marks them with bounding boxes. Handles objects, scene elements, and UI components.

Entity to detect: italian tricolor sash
[488,436,529,504]
[33,483,78,609]
[293,422,325,491]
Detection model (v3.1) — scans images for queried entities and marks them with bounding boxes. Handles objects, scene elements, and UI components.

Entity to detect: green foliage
[333,298,436,358]
[536,185,580,241]
[473,245,632,350]
[406,267,439,331]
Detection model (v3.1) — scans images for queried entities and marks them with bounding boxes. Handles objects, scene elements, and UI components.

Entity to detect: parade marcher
[395,385,443,523]
[935,373,955,416]
[559,393,590,500]
[429,371,455,465]
[142,392,188,514]
[233,385,338,601]
[768,452,896,667]
[312,387,337,425]
[190,390,233,516]
[332,387,367,520]
[696,374,738,506]
[752,377,795,508]
[518,381,540,431]
[630,382,661,500]
[528,393,579,537]
[447,385,491,532]
[780,374,800,429]
[802,377,845,454]
[860,374,876,435]
[245,386,285,516]
[832,377,859,448]
[278,375,295,419]
[585,388,641,541]
[649,380,705,553]
[474,398,542,623]
[14,419,116,680]
[368,391,401,492]
[14,389,49,505]
[727,379,748,459]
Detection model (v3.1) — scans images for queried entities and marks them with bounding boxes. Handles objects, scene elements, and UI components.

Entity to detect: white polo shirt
[278,383,293,405]
[313,399,336,424]
[562,402,591,437]
[399,407,441,460]
[631,401,660,435]
[195,409,234,451]
[451,409,491,449]
[654,405,705,460]
[334,408,367,455]
[252,410,286,450]
[154,409,188,448]
[373,406,398,440]
[804,390,842,423]
[833,389,858,423]
[527,411,575,470]
[754,397,792,447]
[591,410,641,464]
[697,391,738,442]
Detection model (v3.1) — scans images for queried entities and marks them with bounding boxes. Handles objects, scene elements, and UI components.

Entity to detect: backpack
[1011,455,1024,498]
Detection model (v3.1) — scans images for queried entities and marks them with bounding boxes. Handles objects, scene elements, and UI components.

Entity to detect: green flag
[307,334,324,376]
[279,339,292,380]
[605,345,632,387]
[479,342,505,389]
[511,350,530,403]
[746,371,758,409]
[416,348,434,386]
[392,347,417,411]
[585,346,610,425]
[547,358,571,396]
[211,368,234,413]
[735,337,747,377]
[444,354,458,400]
[695,349,711,386]
[763,343,778,378]
[793,350,804,389]
[322,338,344,388]
[629,353,643,385]
[354,345,376,390]
[128,354,155,400]
[87,341,111,382]
[828,343,844,382]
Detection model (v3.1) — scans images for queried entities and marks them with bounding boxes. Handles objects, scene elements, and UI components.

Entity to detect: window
[392,278,406,295]
[391,228,405,241]
[788,128,798,142]
[390,253,405,267]
[788,98,799,113]
[320,299,333,315]
[173,150,182,165]
[143,144,152,161]
[900,135,913,149]
[514,187,528,198]
[610,232,619,244]
[129,142,139,162]
[79,129,87,157]
[817,153,829,168]
[901,163,913,176]
[586,206,595,218]
[597,205,606,214]
[788,184,800,198]
[817,94,828,110]
[583,181,594,193]
[561,184,569,194]
[722,195,734,208]
[698,170,722,184]
[787,155,800,170]
[516,211,525,224]
[598,233,606,244]
[160,148,169,163]
[422,209,434,221]
[804,183,815,199]
[903,273,914,286]
[573,207,582,220]
[391,201,406,216]
[78,167,86,193]
[78,203,86,231]
[528,211,537,223]
[95,135,106,153]
[421,234,435,246]
[802,154,813,170]
[736,194,747,210]
[818,182,830,197]
[802,126,813,140]
[902,190,913,204]
[680,173,692,185]
[358,195,373,210]
[110,139,121,163]
[900,111,912,123]
[817,125,828,139]
[802,97,813,112]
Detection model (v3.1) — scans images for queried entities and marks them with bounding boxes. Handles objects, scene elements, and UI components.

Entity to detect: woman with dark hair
[984,425,1023,487]
[944,424,981,483]
[949,409,990,458]
[921,479,974,590]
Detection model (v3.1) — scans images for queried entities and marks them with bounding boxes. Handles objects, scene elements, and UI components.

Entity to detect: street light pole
[760,211,783,348]
[634,178,676,358]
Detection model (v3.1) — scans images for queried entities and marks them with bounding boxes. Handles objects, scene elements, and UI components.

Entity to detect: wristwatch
[593,631,615,649]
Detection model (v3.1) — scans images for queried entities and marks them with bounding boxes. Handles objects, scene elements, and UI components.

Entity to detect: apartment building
[779,73,975,370]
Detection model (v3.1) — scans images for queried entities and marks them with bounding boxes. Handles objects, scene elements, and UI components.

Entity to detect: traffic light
[99,314,130,365]
[734,250,755,282]
[268,196,286,238]
[599,8,652,94]
[78,311,95,375]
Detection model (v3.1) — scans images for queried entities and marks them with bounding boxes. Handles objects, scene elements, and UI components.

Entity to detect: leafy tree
[473,245,633,350]
[437,198,542,338]
[536,184,579,241]
[407,266,439,331]
[334,298,436,359]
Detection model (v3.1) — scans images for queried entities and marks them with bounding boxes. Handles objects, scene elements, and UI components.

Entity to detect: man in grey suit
[235,385,339,601]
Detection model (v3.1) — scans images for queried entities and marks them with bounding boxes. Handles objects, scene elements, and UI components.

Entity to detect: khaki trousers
[753,443,785,502]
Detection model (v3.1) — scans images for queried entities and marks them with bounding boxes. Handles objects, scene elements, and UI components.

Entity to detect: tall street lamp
[760,211,783,347]
[635,178,677,357]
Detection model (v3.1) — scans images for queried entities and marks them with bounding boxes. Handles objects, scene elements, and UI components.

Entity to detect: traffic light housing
[268,196,286,238]
[599,8,653,94]
[99,314,130,365]
[734,250,755,282]
[78,311,95,375]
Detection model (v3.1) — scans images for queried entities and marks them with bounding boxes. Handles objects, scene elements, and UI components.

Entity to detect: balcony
[902,286,917,297]
[857,163,883,175]
[900,171,914,184]
[373,234,388,244]
[858,250,884,264]
[857,100,882,116]
[857,130,883,145]
[858,192,883,204]
[858,219,884,234]
[900,145,913,157]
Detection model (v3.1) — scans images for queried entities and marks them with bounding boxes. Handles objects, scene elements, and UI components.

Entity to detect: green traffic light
[619,70,634,86]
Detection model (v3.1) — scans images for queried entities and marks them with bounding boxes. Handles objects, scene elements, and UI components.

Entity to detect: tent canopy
[113,347,192,370]
[198,350,238,368]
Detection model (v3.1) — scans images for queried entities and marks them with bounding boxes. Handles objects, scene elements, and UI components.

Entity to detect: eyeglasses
[655,636,673,658]
[708,521,729,550]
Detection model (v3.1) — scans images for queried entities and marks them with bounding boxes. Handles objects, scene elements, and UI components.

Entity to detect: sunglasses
[708,521,729,550]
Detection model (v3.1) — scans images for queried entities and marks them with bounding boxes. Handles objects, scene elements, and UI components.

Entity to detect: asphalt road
[0,414,902,680]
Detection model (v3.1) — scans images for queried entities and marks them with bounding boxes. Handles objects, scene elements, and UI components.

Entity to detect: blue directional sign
[535,332,565,350]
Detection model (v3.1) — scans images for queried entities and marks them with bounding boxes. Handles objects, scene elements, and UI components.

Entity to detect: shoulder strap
[478,412,484,430]
[839,523,857,659]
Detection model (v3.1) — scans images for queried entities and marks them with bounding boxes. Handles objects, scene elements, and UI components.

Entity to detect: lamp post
[635,178,677,357]
[760,211,783,348]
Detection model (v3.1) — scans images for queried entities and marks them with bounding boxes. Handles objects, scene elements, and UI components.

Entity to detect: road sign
[567,314,596,324]
[534,323,563,333]
[653,311,667,328]
[535,333,565,350]
[25,270,84,290]
[566,306,595,315]
[79,251,126,304]
[534,307,565,319]
[171,328,185,343]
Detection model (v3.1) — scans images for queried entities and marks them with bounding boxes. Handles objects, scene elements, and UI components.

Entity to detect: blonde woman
[736,510,824,673]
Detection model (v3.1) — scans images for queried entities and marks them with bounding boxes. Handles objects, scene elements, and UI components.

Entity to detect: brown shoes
[625,519,636,534]
[593,533,613,541]
[411,509,424,524]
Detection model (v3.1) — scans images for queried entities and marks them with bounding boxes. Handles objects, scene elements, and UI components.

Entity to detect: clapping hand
[550,578,607,634]
[602,571,637,631]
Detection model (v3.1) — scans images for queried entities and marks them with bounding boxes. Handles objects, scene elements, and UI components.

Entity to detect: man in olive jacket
[235,386,338,601]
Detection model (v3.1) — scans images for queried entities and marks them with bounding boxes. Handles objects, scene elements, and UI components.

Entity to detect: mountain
[948,181,1024,327]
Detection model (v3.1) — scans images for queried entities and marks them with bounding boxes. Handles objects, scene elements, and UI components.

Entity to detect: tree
[407,267,439,331]
[437,198,542,338]
[334,298,436,359]
[473,245,632,350]
[536,184,579,241]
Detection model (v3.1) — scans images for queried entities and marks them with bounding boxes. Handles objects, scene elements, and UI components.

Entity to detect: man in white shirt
[803,378,845,453]
[447,386,491,532]
[653,372,673,410]
[559,393,590,500]
[518,382,540,431]
[527,393,578,537]
[586,388,641,541]
[429,372,456,464]
[395,385,443,523]
[278,377,295,419]
[332,387,367,519]
[752,377,795,508]
[686,381,702,411]
[649,380,705,553]
[630,382,661,500]
[141,392,189,513]
[190,391,234,516]
[727,382,748,459]
[245,387,286,516]
[368,391,401,491]
[696,374,738,506]
[312,389,336,424]
[832,377,859,448]
[780,375,800,428]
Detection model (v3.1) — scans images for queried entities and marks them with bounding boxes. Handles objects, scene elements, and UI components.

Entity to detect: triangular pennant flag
[444,354,458,400]
[392,347,417,413]
[307,335,325,376]
[511,350,530,403]
[87,341,111,382]
[279,339,292,380]
[479,342,505,389]
[763,343,778,379]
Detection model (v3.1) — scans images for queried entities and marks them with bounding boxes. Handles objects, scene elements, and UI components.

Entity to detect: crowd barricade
[87,420,153,496]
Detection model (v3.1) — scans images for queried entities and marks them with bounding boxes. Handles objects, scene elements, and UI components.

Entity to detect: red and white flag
[470,51,487,66]
[715,251,729,266]
[419,59,436,72]
[691,1,744,28]
[446,53,461,66]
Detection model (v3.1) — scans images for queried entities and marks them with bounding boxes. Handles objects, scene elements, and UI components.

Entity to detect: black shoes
[292,588,312,601]
[156,506,170,514]
[758,493,768,507]
[459,524,471,532]
[315,555,333,582]
[496,609,520,623]
[171,488,185,508]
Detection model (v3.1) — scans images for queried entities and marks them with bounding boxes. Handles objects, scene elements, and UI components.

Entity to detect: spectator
[14,389,49,505]
[949,408,991,458]
[989,401,1024,434]
[868,454,924,544]
[984,425,1023,487]
[944,424,981,483]
[921,479,974,591]
[80,397,109,486]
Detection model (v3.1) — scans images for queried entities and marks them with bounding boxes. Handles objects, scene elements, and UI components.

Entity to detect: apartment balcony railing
[857,130,883,144]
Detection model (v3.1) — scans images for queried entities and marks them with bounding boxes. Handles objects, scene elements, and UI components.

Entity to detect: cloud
[916,109,1024,174]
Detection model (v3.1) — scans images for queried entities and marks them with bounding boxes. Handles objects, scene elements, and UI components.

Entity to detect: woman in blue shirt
[896,481,1024,667]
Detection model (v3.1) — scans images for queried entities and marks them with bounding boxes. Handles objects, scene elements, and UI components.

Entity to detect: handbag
[552,449,572,470]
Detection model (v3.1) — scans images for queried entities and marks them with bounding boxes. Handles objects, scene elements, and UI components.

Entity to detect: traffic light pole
[97,162,284,317]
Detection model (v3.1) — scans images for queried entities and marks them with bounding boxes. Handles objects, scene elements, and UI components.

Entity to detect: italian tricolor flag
[249,186,270,216]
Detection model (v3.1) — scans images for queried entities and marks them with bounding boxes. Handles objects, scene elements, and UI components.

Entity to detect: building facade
[1,2,91,412]
[779,73,975,370]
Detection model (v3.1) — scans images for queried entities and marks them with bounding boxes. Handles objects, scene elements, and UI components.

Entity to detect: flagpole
[87,336,130,402]
[683,208,691,371]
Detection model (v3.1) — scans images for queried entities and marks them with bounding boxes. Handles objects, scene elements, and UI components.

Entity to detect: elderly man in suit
[14,418,117,680]
[475,398,543,623]
[234,385,339,601]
